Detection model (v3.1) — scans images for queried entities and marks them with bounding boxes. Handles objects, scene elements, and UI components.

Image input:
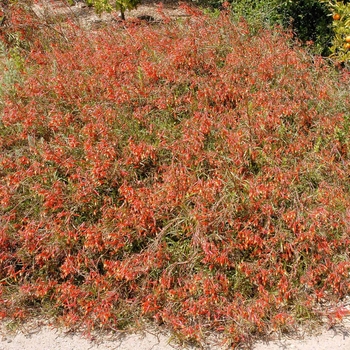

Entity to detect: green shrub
[79,0,140,19]
[228,0,283,28]
[195,0,333,55]
[277,0,333,55]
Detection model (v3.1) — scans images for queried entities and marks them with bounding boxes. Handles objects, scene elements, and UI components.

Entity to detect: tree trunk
[120,5,125,20]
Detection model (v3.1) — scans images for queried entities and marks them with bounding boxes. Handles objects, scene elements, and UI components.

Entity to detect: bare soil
[1,317,350,349]
[31,0,190,28]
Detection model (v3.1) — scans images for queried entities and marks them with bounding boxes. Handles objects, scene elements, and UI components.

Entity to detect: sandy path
[31,0,189,28]
[1,319,350,350]
[0,326,178,350]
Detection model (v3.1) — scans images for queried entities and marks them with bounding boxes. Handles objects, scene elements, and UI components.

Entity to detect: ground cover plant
[0,2,350,348]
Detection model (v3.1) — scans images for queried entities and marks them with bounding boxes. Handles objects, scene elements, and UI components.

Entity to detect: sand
[1,318,350,350]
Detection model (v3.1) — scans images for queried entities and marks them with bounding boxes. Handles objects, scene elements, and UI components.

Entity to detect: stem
[120,6,125,20]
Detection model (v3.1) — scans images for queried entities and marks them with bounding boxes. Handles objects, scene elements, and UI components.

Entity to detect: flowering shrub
[0,3,350,348]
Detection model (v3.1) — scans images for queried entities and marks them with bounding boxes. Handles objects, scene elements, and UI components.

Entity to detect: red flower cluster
[0,3,349,348]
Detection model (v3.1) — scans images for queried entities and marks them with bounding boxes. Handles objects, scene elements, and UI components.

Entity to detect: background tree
[321,0,350,63]
[78,0,141,19]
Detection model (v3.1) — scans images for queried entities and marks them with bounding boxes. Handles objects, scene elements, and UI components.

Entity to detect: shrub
[277,0,333,55]
[228,0,282,30]
[0,3,350,348]
[197,0,332,55]
[77,0,141,19]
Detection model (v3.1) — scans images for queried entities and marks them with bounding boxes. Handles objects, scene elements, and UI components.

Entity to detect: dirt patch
[31,0,190,28]
[2,317,350,350]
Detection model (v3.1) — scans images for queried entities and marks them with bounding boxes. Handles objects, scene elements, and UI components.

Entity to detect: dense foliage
[322,0,350,62]
[198,0,333,55]
[1,2,350,348]
[277,0,332,55]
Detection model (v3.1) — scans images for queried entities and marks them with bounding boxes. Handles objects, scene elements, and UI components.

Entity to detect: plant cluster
[0,3,350,348]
